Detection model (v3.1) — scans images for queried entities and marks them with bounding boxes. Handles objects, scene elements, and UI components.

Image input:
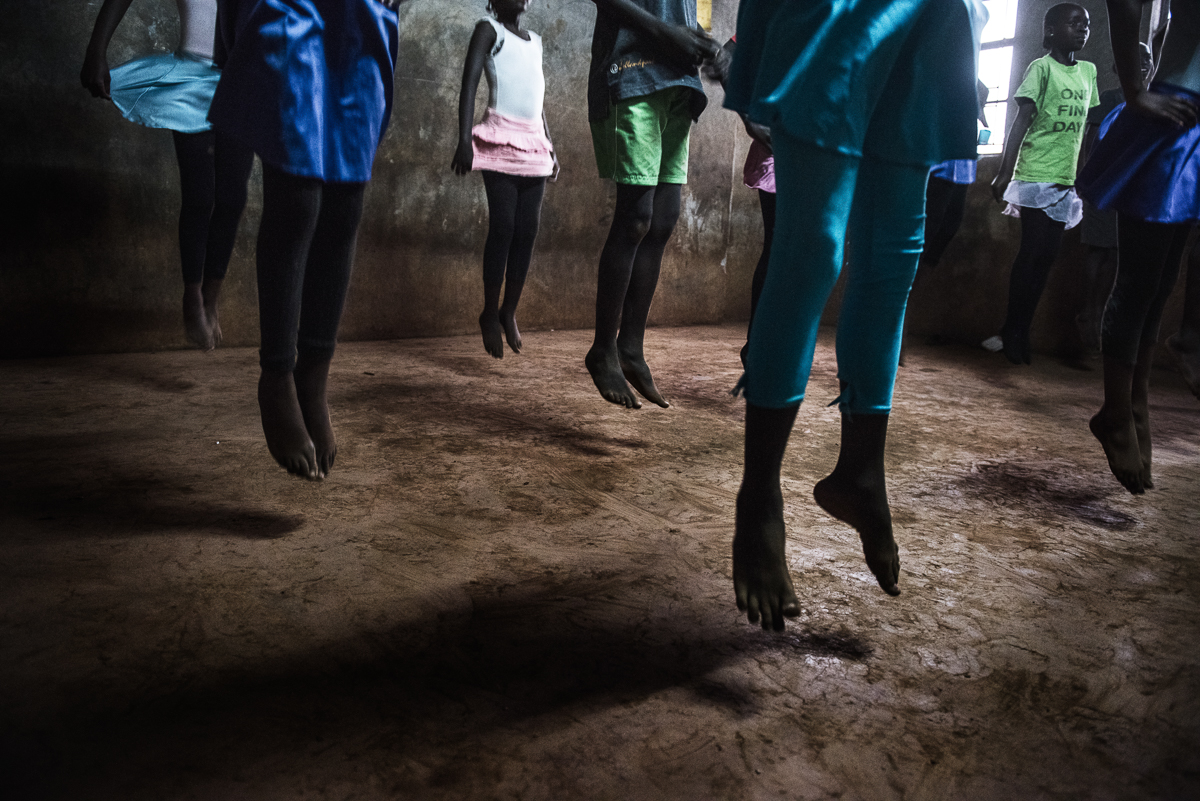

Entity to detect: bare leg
[294,353,334,478]
[1090,356,1145,494]
[813,412,901,595]
[588,184,655,408]
[183,282,213,350]
[734,402,802,630]
[617,182,680,408]
[1131,341,1157,488]
[202,278,224,347]
[256,164,322,478]
[258,369,319,480]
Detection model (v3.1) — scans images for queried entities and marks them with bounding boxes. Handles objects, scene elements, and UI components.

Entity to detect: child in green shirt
[986,3,1099,365]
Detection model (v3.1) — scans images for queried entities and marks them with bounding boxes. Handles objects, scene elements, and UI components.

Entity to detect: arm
[451,21,496,176]
[1106,0,1196,126]
[591,0,717,68]
[80,0,136,100]
[990,98,1035,202]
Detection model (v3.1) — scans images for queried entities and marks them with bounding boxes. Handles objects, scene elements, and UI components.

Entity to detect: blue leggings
[744,131,928,413]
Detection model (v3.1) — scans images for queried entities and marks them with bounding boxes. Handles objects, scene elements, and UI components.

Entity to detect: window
[977,0,1020,154]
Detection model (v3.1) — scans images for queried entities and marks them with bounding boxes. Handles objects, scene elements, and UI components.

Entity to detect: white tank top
[481,17,545,122]
[176,0,217,60]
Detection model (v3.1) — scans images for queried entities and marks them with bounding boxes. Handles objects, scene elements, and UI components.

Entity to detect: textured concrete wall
[0,0,1182,357]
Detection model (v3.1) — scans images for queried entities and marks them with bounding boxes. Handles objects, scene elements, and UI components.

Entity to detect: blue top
[209,0,398,183]
[725,0,985,167]
[587,0,707,122]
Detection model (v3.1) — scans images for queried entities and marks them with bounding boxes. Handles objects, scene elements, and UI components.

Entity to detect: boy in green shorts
[584,0,717,409]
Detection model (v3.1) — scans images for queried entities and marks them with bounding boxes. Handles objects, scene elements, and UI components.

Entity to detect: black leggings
[922,177,968,266]
[481,171,546,311]
[171,129,254,285]
[256,163,366,373]
[1001,206,1066,341]
[1102,215,1190,364]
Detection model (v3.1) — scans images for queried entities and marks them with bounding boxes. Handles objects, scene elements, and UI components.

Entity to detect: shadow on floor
[3,575,873,799]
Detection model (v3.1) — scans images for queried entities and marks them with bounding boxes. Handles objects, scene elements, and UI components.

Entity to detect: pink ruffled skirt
[472,108,554,177]
[742,138,776,193]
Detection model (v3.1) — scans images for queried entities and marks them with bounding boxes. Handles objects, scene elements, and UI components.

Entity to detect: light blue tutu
[110,52,221,134]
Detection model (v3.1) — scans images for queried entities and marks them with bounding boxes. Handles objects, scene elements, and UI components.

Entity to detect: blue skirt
[725,0,982,167]
[110,52,221,134]
[1077,84,1200,225]
[208,0,399,183]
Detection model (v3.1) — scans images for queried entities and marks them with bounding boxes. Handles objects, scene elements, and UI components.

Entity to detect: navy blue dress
[209,0,398,183]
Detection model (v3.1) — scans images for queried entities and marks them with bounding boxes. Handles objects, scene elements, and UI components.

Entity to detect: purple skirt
[1077,83,1200,225]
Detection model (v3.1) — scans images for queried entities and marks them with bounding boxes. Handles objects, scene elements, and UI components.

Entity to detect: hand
[990,174,1010,203]
[1126,88,1199,128]
[549,151,560,183]
[451,138,473,175]
[700,42,732,83]
[80,50,112,100]
[659,23,718,68]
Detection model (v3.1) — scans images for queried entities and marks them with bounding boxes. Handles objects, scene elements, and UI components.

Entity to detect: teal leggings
[744,132,929,413]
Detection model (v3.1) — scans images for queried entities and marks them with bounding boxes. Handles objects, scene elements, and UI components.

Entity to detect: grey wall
[0,0,1183,358]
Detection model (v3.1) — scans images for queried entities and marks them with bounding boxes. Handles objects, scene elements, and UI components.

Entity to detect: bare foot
[1167,334,1200,401]
[733,483,800,631]
[202,279,223,348]
[813,472,900,596]
[479,310,504,359]
[499,308,522,354]
[258,371,320,480]
[1131,398,1153,490]
[585,346,641,408]
[295,360,336,478]
[1089,409,1144,494]
[619,351,669,408]
[183,285,213,350]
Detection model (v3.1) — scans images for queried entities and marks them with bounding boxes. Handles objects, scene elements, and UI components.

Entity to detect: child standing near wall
[452,0,557,359]
[985,3,1098,365]
[584,0,718,409]
[208,0,407,480]
[81,0,254,351]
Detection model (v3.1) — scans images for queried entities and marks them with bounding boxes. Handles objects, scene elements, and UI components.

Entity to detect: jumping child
[452,0,557,359]
[584,0,719,409]
[986,3,1098,365]
[208,0,407,480]
[81,0,253,351]
[726,0,985,630]
[1077,0,1199,494]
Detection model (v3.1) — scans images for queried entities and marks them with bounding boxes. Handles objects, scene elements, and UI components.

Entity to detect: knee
[646,209,680,246]
[613,204,654,243]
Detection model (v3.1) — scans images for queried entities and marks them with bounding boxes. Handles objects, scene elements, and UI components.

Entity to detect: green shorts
[590,86,693,186]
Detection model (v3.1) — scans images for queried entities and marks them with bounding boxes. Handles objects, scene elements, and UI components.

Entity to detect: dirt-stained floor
[2,324,1198,800]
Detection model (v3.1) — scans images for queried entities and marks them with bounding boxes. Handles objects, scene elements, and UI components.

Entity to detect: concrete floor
[2,324,1198,800]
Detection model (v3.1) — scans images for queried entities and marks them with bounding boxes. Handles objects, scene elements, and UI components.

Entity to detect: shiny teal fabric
[725,0,980,167]
[110,52,220,134]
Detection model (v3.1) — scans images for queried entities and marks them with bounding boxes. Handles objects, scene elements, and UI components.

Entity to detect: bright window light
[976,0,1020,155]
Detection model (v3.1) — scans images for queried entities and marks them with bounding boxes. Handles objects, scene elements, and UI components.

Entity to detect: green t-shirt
[1012,55,1099,186]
